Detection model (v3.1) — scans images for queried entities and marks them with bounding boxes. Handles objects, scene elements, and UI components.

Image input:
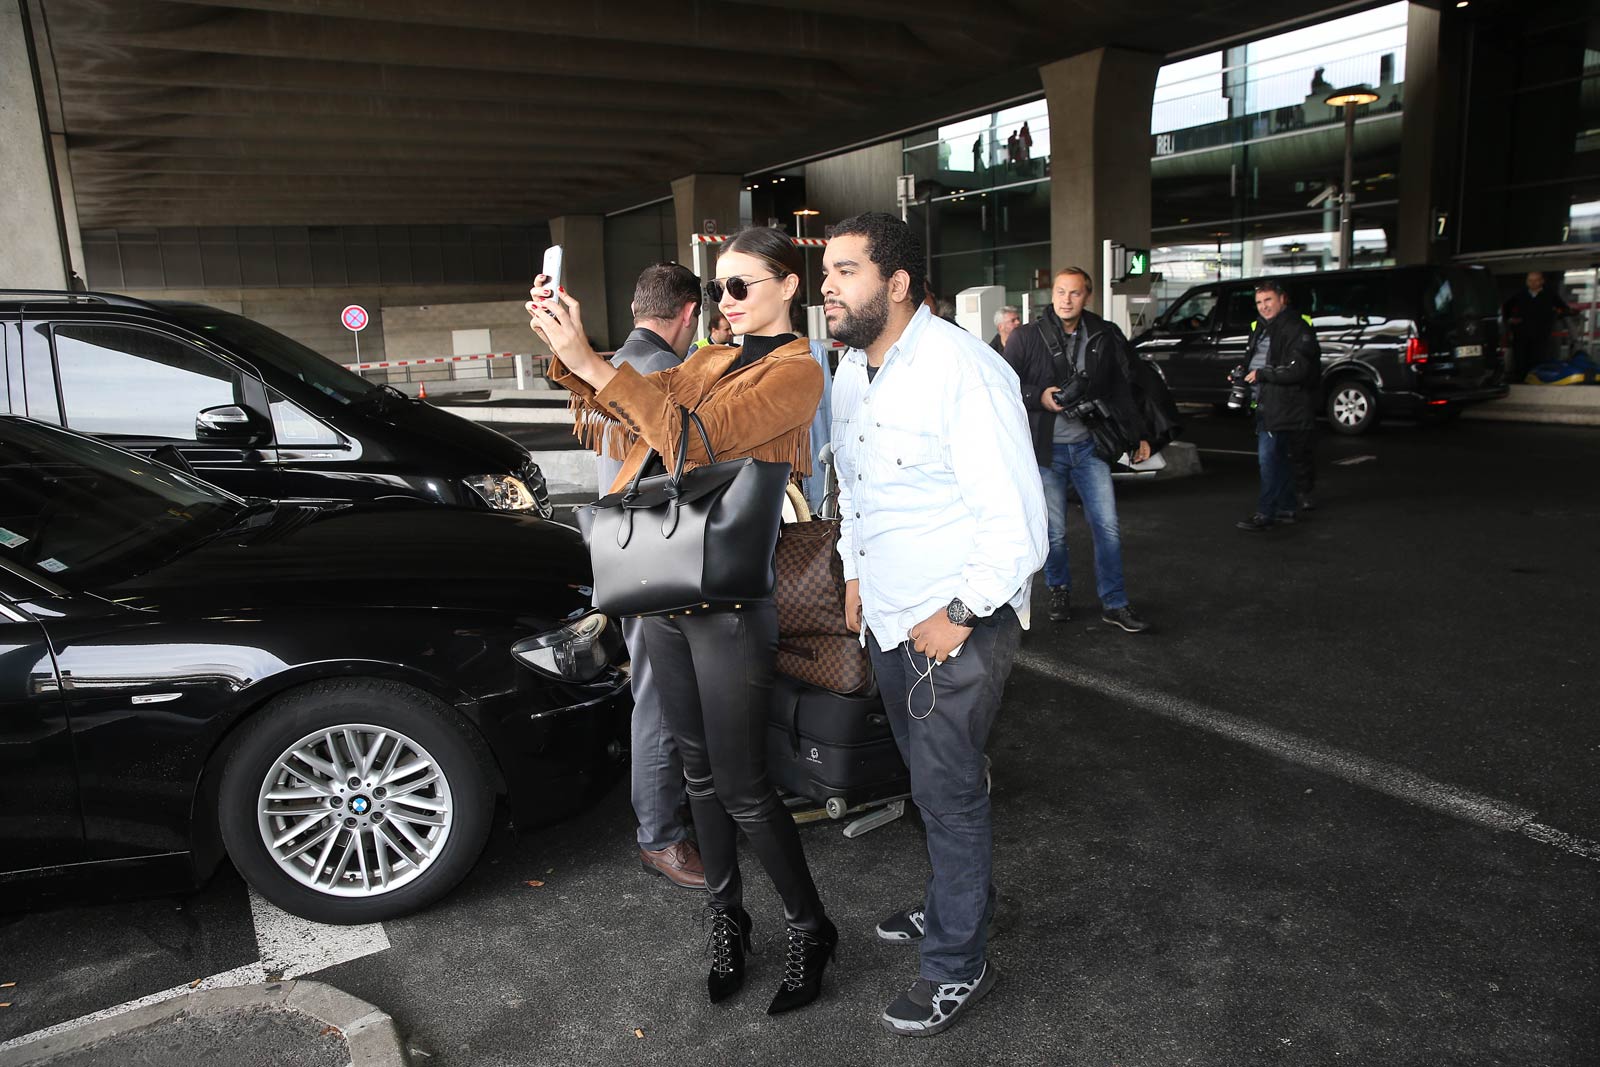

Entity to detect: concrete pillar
[0,0,70,288]
[547,214,610,347]
[1040,48,1162,282]
[1396,3,1460,264]
[670,173,742,272]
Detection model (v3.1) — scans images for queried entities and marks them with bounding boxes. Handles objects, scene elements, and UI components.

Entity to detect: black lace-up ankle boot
[705,904,753,1004]
[766,916,838,1015]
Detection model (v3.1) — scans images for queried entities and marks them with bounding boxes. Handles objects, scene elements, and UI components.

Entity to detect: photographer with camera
[1236,278,1321,532]
[1002,268,1150,633]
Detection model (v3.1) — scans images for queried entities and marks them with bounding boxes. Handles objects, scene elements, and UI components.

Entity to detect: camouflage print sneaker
[874,904,925,943]
[880,961,998,1037]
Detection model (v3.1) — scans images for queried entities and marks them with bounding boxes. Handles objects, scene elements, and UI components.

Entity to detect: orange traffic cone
[418,381,428,400]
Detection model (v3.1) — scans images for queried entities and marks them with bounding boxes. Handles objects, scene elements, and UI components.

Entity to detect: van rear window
[1418,269,1497,320]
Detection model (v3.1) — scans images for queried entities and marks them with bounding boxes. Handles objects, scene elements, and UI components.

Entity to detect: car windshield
[174,307,381,406]
[0,418,247,591]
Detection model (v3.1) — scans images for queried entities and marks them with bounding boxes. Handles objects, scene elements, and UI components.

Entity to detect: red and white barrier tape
[692,233,826,247]
[344,352,546,371]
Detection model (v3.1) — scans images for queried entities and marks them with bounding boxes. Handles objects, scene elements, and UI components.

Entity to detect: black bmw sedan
[0,415,628,924]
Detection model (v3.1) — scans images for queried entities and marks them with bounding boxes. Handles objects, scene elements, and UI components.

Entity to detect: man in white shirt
[822,212,1046,1037]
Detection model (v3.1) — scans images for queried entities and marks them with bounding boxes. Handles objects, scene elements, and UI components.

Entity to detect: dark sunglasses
[705,274,781,303]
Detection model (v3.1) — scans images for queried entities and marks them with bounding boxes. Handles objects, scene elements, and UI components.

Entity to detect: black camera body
[1225,364,1253,411]
[1051,369,1113,422]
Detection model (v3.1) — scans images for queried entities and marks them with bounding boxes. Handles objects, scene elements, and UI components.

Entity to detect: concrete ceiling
[31,0,1366,230]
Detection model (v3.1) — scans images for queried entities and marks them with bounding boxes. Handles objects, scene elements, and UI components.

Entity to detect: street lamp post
[1325,84,1380,269]
[793,207,820,304]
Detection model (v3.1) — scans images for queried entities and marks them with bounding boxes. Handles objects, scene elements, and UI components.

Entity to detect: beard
[828,285,891,350]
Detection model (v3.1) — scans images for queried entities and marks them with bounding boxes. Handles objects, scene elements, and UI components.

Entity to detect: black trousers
[1287,427,1316,496]
[641,603,826,932]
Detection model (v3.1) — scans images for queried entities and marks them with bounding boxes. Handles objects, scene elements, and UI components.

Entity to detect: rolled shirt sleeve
[948,383,1047,617]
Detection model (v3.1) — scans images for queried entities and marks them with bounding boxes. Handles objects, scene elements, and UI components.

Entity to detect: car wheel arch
[186,669,507,882]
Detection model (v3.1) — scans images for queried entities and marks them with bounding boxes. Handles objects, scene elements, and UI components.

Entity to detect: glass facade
[898,5,1412,315]
[1456,6,1599,255]
[901,99,1053,309]
[1149,3,1409,306]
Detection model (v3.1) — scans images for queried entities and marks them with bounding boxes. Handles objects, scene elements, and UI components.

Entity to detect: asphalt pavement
[3,412,1596,1066]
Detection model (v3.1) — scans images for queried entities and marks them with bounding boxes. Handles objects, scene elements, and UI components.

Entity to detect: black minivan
[1133,265,1509,434]
[0,291,551,515]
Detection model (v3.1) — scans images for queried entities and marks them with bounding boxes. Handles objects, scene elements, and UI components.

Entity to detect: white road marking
[249,888,391,979]
[0,889,391,1054]
[1334,454,1378,466]
[1014,652,1600,862]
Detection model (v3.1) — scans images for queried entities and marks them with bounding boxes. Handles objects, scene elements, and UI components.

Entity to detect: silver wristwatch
[946,598,977,627]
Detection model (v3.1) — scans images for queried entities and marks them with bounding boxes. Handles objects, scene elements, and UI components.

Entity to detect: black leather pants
[641,602,826,932]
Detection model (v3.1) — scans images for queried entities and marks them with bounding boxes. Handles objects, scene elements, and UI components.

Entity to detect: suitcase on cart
[766,672,909,821]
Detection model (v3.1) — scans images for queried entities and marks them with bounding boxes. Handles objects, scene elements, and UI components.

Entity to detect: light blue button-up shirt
[833,304,1047,650]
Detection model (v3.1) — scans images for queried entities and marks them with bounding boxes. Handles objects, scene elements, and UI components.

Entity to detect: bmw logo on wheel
[350,796,370,815]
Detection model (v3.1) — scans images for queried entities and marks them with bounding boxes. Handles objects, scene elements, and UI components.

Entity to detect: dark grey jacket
[595,327,682,492]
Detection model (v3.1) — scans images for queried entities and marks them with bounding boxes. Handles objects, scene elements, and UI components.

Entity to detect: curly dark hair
[826,211,926,306]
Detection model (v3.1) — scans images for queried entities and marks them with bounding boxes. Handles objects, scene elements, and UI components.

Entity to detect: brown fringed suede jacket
[550,338,824,495]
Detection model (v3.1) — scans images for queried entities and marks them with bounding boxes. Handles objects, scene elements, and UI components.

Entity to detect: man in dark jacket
[1002,267,1150,633]
[988,305,1021,354]
[1237,278,1321,531]
[1501,272,1572,380]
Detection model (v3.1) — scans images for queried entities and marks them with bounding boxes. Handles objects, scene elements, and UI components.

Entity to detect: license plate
[1455,344,1483,358]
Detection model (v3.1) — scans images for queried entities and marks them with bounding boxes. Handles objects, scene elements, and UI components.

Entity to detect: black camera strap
[1040,306,1088,386]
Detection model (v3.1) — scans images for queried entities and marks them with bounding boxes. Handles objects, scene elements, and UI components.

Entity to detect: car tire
[1326,378,1378,435]
[218,679,495,924]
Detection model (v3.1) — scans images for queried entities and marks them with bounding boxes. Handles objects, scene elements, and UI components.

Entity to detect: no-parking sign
[341,305,369,332]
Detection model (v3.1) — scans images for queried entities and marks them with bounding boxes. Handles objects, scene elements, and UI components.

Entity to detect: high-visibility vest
[1250,313,1314,331]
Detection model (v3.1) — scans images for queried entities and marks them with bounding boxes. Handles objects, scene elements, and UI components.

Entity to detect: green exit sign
[1125,249,1150,276]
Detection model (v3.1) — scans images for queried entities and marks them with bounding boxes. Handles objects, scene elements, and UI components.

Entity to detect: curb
[1461,406,1600,426]
[0,981,409,1067]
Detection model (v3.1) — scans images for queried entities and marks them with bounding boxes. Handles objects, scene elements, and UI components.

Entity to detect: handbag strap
[622,406,718,501]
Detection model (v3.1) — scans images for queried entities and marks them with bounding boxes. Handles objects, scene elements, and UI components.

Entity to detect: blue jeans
[1256,414,1297,517]
[868,608,1021,982]
[1039,440,1128,610]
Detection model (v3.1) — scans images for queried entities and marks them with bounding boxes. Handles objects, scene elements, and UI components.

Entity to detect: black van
[0,291,551,516]
[1133,265,1508,434]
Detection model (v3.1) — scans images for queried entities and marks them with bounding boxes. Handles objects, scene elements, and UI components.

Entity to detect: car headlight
[511,613,620,683]
[464,473,539,511]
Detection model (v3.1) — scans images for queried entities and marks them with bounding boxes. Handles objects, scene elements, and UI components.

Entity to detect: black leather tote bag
[574,408,792,617]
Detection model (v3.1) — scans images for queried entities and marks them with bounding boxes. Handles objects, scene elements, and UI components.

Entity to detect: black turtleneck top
[733,332,798,371]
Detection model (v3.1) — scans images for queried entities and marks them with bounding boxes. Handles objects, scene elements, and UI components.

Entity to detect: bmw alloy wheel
[256,723,455,897]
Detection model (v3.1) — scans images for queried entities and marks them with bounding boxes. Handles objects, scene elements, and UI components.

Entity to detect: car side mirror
[196,405,269,446]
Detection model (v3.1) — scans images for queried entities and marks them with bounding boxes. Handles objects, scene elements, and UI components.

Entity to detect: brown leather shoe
[639,840,707,890]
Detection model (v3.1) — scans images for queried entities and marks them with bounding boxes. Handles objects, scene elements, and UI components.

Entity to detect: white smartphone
[540,245,564,292]
[947,642,965,658]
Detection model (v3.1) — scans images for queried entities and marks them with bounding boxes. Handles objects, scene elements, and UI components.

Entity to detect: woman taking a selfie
[528,228,834,1015]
